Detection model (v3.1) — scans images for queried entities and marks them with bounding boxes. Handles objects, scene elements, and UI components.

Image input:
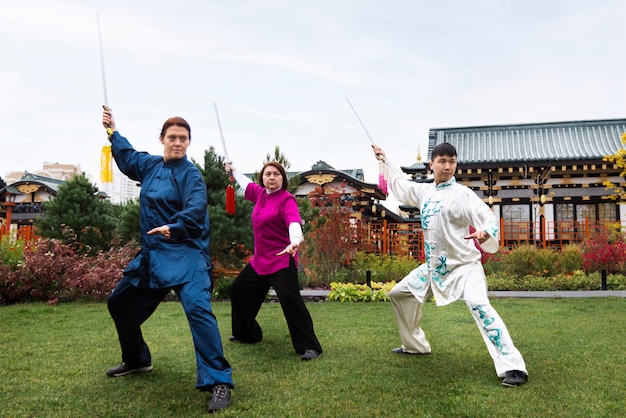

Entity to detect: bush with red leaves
[581,231,626,274]
[0,239,137,304]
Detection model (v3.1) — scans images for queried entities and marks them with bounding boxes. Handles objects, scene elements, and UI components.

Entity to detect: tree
[300,183,371,285]
[35,174,116,255]
[257,145,301,194]
[296,197,319,235]
[195,147,254,270]
[115,198,141,244]
[602,132,626,200]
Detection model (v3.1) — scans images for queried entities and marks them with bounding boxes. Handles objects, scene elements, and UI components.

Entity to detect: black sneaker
[106,362,153,377]
[208,384,231,413]
[391,347,425,355]
[301,349,321,361]
[502,370,528,387]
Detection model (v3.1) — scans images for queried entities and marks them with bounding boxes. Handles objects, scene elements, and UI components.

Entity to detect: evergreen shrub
[349,252,417,283]
[212,275,234,301]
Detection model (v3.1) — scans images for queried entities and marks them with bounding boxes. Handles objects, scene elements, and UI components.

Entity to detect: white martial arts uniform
[385,162,527,378]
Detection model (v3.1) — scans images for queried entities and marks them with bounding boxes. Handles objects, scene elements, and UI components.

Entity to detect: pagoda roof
[0,185,24,196]
[299,165,386,200]
[400,160,427,173]
[309,160,365,181]
[9,172,65,195]
[427,118,626,165]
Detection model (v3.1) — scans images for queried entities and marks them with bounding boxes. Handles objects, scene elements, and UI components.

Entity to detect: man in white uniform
[372,143,528,387]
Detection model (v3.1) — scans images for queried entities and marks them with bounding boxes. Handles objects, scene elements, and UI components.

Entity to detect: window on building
[576,204,596,222]
[554,202,618,241]
[554,203,576,240]
[555,203,574,221]
[598,203,618,222]
[502,204,531,243]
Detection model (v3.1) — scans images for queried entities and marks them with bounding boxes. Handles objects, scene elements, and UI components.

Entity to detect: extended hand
[277,243,299,256]
[147,225,171,240]
[464,229,489,244]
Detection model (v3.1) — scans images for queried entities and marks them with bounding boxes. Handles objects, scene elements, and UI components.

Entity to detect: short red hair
[160,117,191,140]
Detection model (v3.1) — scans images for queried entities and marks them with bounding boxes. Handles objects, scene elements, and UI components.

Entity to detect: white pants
[389,277,528,377]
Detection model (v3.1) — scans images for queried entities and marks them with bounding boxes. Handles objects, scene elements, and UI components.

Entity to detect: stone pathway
[269,289,626,300]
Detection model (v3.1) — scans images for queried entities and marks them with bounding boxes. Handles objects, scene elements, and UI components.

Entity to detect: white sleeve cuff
[288,222,303,245]
[232,168,252,189]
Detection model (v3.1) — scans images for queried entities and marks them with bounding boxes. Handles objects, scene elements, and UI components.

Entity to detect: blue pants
[108,275,233,391]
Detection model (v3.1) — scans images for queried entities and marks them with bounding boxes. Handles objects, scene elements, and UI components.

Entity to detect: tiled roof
[0,185,23,196]
[427,119,626,164]
[400,161,427,172]
[10,172,65,194]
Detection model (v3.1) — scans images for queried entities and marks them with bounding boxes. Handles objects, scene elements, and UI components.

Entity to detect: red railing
[501,219,625,251]
[0,224,37,242]
[358,218,625,260]
[3,218,622,261]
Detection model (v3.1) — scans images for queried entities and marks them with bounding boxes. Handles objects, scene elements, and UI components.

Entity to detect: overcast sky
[1,0,624,198]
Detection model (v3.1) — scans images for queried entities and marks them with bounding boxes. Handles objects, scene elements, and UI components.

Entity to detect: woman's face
[160,126,190,161]
[262,166,283,192]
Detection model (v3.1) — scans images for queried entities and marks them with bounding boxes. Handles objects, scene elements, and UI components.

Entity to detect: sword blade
[214,102,230,163]
[97,12,109,107]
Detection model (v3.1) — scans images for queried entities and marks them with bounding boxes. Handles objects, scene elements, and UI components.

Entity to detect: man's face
[430,154,457,184]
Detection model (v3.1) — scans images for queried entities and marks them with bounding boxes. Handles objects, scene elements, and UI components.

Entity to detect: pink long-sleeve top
[245,182,302,275]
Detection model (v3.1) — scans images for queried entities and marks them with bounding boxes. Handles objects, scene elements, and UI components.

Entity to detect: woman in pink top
[226,161,322,361]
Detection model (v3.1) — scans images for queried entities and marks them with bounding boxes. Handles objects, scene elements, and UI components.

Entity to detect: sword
[345,97,387,194]
[97,12,113,184]
[214,102,230,164]
[213,103,236,215]
[97,12,112,136]
[345,97,382,159]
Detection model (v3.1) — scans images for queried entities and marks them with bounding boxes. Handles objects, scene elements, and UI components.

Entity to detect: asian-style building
[294,118,626,257]
[295,160,404,222]
[0,172,64,241]
[3,118,624,258]
[403,118,626,251]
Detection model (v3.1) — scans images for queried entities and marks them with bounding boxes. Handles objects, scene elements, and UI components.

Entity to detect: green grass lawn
[1,298,625,417]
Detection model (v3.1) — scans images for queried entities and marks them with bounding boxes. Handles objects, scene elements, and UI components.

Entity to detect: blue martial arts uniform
[107,131,233,391]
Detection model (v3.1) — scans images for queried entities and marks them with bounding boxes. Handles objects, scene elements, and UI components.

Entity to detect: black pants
[229,258,322,355]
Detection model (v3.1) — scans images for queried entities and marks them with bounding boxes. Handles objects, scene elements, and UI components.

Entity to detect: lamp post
[1,187,18,237]
[485,170,496,208]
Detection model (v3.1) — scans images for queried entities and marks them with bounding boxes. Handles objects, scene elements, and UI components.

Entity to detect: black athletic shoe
[502,370,528,387]
[391,347,424,355]
[208,384,232,413]
[106,362,153,377]
[301,349,321,361]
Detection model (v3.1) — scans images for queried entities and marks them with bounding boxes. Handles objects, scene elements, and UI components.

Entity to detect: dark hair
[160,117,191,140]
[258,161,288,190]
[431,142,457,160]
